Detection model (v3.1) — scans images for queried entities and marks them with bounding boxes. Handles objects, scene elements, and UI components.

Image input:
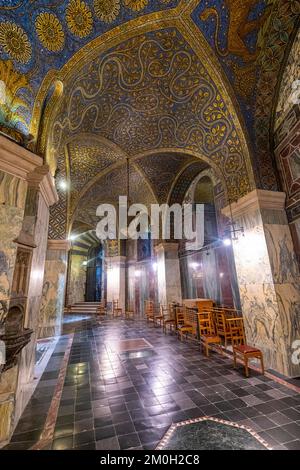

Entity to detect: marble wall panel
[68,254,87,305]
[230,197,300,376]
[38,249,68,338]
[15,192,50,423]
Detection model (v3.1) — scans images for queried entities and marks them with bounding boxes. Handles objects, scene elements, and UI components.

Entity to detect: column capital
[0,134,42,179]
[154,242,179,253]
[222,189,286,219]
[105,256,126,265]
[47,239,71,251]
[27,164,58,207]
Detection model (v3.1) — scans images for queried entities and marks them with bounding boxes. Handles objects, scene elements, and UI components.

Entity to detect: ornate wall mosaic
[0,0,179,135]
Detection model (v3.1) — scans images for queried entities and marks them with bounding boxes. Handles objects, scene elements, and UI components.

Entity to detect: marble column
[105,256,126,312]
[38,240,70,338]
[14,165,58,423]
[223,189,300,377]
[0,135,57,445]
[155,242,182,306]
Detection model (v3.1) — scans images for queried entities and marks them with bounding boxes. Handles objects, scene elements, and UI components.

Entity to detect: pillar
[38,240,70,338]
[105,256,126,312]
[0,135,57,445]
[155,242,182,306]
[223,189,300,377]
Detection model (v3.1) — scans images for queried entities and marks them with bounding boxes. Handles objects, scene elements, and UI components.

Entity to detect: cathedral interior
[0,0,300,452]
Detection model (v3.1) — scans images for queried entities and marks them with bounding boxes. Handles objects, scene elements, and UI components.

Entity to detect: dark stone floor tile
[95,425,116,441]
[118,432,141,449]
[74,430,95,447]
[267,426,294,444]
[11,428,43,443]
[53,423,74,438]
[115,421,135,436]
[285,440,300,450]
[52,436,74,450]
[74,418,94,434]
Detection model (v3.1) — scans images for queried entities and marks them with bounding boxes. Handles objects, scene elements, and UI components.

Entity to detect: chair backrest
[183,308,198,336]
[175,306,185,325]
[145,300,154,313]
[113,299,119,309]
[227,317,245,345]
[213,308,227,334]
[198,312,215,336]
[196,300,214,313]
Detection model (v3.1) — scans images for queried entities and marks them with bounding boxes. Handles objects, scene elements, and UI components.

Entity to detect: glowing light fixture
[189,262,199,269]
[223,238,232,247]
[58,179,69,191]
[152,262,158,272]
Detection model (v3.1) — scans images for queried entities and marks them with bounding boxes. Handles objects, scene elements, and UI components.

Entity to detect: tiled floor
[3,314,300,450]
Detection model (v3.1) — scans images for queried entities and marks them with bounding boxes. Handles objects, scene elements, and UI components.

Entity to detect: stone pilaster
[105,256,126,312]
[154,242,182,306]
[223,189,300,377]
[38,240,70,338]
[0,135,58,445]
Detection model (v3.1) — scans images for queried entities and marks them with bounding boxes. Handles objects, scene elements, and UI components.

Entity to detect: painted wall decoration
[275,28,300,129]
[192,0,271,128]
[254,0,300,190]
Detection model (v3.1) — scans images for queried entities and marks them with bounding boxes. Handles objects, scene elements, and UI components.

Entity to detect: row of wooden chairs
[144,300,264,377]
[111,299,134,320]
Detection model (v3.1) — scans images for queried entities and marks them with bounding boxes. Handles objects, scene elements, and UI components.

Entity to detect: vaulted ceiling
[0,1,298,240]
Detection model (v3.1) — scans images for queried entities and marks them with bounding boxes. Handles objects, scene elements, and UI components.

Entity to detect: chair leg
[244,356,249,378]
[260,353,265,375]
[205,343,209,357]
[233,351,237,369]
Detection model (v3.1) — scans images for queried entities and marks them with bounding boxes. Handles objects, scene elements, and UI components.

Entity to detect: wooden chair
[213,308,235,347]
[175,306,185,332]
[145,300,156,323]
[125,309,134,320]
[152,304,163,327]
[196,300,214,313]
[198,311,222,357]
[227,318,264,378]
[178,308,198,341]
[163,304,176,334]
[112,299,122,318]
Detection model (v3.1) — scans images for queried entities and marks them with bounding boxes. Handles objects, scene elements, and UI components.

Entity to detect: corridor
[4,315,300,451]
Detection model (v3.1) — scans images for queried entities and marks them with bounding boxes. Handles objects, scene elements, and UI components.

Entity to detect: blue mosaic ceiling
[0,0,299,194]
[0,0,270,136]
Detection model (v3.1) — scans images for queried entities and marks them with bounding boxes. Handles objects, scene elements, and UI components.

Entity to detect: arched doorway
[85,245,103,302]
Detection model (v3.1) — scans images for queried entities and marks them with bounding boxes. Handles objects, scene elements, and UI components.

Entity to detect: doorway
[85,244,103,301]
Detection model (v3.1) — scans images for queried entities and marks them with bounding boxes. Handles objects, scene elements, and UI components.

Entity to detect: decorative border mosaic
[156,416,272,450]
